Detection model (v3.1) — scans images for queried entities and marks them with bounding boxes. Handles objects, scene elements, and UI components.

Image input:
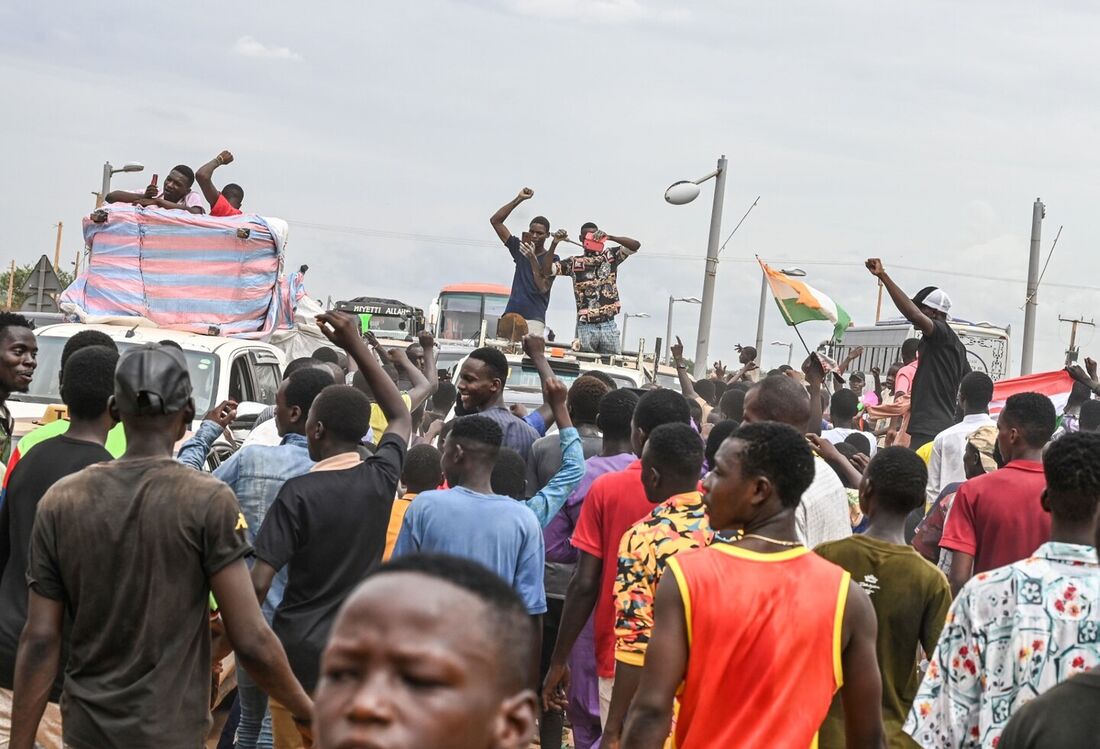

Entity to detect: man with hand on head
[106,164,205,213]
[196,150,245,217]
[490,187,558,337]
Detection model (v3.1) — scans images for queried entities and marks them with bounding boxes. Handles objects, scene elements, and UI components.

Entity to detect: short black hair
[1043,431,1100,523]
[959,371,994,410]
[310,385,370,443]
[157,339,184,351]
[830,389,859,422]
[61,346,118,420]
[580,370,618,390]
[844,432,872,455]
[283,356,319,380]
[1001,392,1056,448]
[285,368,333,416]
[490,447,527,499]
[1082,400,1100,432]
[865,446,928,514]
[733,421,815,509]
[432,381,458,412]
[901,338,920,360]
[597,389,639,440]
[777,364,793,373]
[693,379,716,406]
[468,347,509,383]
[530,216,550,231]
[568,376,610,425]
[706,420,739,470]
[366,553,534,690]
[171,164,195,185]
[403,444,443,494]
[60,330,117,384]
[645,423,704,479]
[0,312,33,341]
[719,387,746,421]
[741,346,758,360]
[580,221,598,236]
[748,375,810,428]
[450,414,503,452]
[222,183,244,203]
[351,370,374,402]
[312,346,340,364]
[634,388,691,434]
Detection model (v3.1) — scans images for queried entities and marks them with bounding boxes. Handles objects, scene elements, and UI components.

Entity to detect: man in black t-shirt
[866,258,971,449]
[0,346,116,746]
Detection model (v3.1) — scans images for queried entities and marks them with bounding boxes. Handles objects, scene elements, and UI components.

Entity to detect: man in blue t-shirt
[490,187,559,337]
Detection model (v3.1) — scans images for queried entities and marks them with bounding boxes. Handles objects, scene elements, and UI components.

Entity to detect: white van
[826,319,1011,381]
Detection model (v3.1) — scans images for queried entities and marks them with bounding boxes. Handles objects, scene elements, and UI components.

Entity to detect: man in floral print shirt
[905,430,1100,749]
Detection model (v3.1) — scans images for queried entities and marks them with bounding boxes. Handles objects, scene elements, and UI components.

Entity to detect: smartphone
[151,174,159,188]
[582,231,605,252]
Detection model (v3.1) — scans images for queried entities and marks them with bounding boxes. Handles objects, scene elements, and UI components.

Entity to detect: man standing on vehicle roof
[548,222,641,355]
[866,259,970,450]
[490,188,558,337]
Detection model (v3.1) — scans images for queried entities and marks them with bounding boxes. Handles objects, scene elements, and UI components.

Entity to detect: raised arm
[601,230,641,256]
[670,337,699,399]
[803,353,826,436]
[523,334,558,430]
[317,311,411,441]
[196,150,233,208]
[866,259,933,336]
[386,347,431,411]
[490,187,534,245]
[523,378,585,526]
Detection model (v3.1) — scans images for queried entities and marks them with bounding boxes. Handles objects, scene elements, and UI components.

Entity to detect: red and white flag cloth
[990,370,1073,416]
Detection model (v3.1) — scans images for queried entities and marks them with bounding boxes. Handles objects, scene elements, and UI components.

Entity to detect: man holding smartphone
[106,165,205,214]
[490,188,558,337]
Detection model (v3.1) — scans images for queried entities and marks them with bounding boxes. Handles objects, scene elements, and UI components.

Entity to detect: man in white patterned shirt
[742,374,851,547]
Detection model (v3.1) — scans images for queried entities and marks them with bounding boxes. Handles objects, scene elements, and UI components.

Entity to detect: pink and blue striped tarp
[61,206,297,339]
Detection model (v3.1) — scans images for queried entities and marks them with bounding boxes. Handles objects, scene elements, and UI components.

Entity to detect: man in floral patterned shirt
[905,430,1100,749]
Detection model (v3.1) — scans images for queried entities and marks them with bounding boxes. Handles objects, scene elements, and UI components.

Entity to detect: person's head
[403,444,443,495]
[442,415,502,486]
[163,164,195,202]
[405,343,425,370]
[718,387,746,422]
[686,398,702,426]
[829,442,863,489]
[61,346,119,423]
[959,371,994,414]
[157,338,184,351]
[305,385,371,461]
[0,313,36,396]
[631,389,691,455]
[704,420,739,471]
[829,389,860,427]
[997,392,1056,461]
[848,372,866,394]
[693,379,717,407]
[312,346,340,365]
[458,348,509,411]
[432,381,458,414]
[276,368,334,437]
[843,431,872,456]
[109,343,195,445]
[222,183,244,210]
[859,446,928,520]
[528,216,550,247]
[283,356,321,380]
[579,370,618,391]
[641,423,704,503]
[1081,400,1100,433]
[702,421,815,530]
[738,346,757,366]
[912,286,951,321]
[567,376,610,426]
[1067,381,1093,411]
[490,448,527,499]
[743,374,810,428]
[325,361,347,386]
[579,221,598,246]
[901,338,920,364]
[315,553,537,749]
[58,329,117,386]
[962,425,1000,479]
[596,389,638,443]
[1041,431,1100,534]
[885,362,901,392]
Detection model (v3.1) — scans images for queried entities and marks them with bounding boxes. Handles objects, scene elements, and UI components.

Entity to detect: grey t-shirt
[28,458,249,749]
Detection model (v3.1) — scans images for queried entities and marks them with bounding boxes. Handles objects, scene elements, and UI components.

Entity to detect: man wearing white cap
[866,259,971,449]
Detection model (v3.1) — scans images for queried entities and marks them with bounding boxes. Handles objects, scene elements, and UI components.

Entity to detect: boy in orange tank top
[620,421,886,749]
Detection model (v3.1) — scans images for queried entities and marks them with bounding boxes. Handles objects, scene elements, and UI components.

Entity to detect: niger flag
[759,259,852,342]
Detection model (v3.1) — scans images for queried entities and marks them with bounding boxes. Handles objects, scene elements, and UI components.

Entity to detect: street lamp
[621,312,650,352]
[771,340,794,367]
[665,154,727,378]
[96,161,145,207]
[665,296,701,365]
[755,266,806,363]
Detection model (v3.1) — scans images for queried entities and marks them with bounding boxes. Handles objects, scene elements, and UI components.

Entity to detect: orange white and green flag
[759,258,852,342]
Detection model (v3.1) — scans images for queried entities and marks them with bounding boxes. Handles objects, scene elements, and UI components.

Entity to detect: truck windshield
[13,336,219,415]
[438,293,507,341]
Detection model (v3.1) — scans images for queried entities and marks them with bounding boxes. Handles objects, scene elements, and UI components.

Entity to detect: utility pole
[5,260,14,311]
[1020,198,1045,375]
[53,222,63,273]
[693,155,727,379]
[1059,315,1095,366]
[875,279,884,323]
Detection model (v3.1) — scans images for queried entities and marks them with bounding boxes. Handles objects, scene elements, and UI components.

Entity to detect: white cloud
[499,0,689,24]
[232,35,302,61]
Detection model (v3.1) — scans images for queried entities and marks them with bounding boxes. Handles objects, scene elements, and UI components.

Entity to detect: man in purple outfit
[542,389,639,749]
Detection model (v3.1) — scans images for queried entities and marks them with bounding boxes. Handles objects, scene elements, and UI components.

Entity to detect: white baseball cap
[913,286,952,314]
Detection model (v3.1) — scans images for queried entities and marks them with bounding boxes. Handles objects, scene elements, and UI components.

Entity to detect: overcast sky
[4,0,1100,372]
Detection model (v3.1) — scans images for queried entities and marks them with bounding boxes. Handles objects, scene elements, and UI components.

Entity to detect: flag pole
[791,323,813,356]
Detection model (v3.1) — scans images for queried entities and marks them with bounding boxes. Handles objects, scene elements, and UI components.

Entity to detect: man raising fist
[196,150,245,217]
[490,188,558,337]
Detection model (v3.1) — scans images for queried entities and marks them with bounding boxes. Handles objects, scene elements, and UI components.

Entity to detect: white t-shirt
[820,426,878,456]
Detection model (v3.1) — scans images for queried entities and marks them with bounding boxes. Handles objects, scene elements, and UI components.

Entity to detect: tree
[0,262,76,310]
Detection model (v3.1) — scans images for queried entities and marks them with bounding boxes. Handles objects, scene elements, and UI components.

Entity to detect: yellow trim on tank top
[666,557,693,647]
[832,571,851,689]
[710,543,811,562]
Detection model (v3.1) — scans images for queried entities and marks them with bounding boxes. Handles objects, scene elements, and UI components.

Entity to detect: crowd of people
[0,251,1096,749]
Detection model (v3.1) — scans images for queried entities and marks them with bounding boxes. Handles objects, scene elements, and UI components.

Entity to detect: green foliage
[0,262,75,309]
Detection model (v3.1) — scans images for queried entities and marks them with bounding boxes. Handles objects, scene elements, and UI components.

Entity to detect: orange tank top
[666,543,851,749]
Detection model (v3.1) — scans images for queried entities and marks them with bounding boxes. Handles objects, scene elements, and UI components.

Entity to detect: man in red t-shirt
[542,389,691,727]
[940,392,1055,594]
[196,150,245,217]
